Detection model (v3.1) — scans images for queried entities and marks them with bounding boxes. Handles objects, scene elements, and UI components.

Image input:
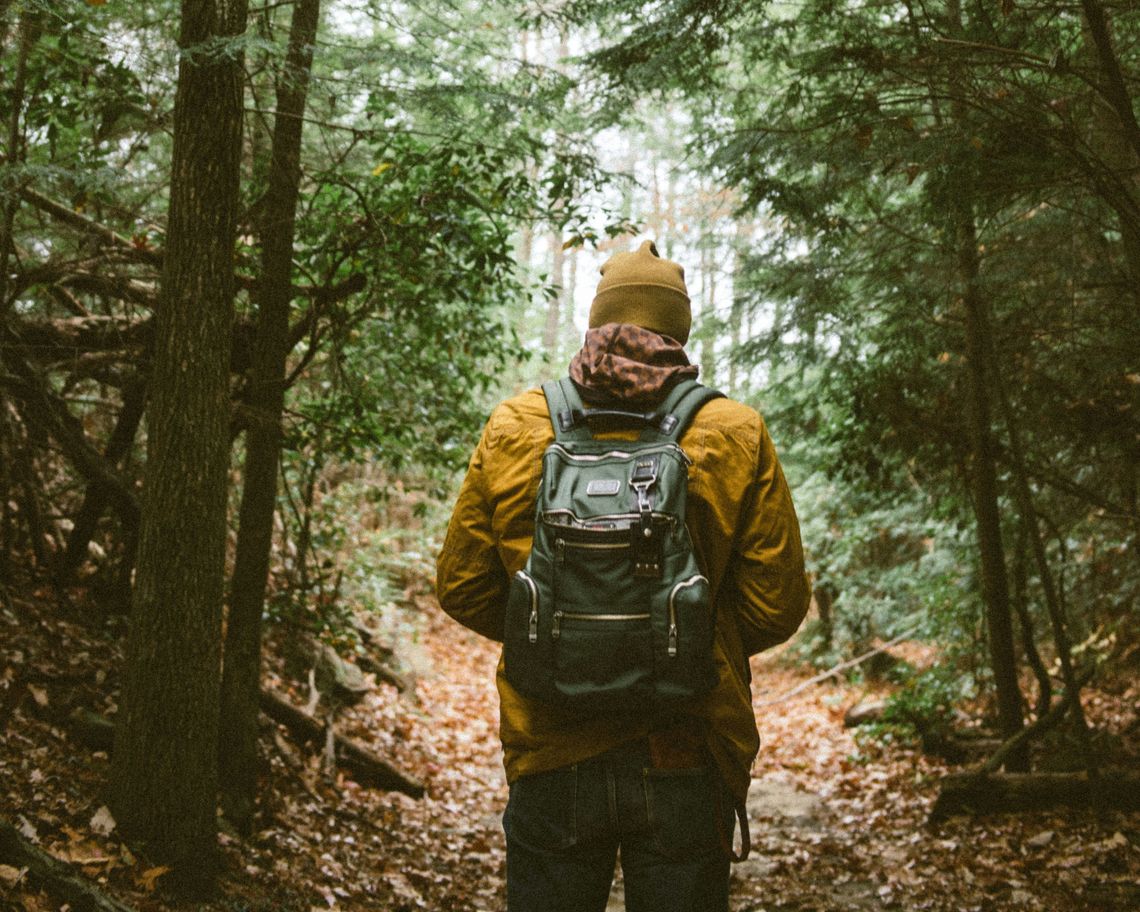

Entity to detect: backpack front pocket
[550,607,654,708]
[549,528,654,708]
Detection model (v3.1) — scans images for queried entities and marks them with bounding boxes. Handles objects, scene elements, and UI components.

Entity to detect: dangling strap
[715,789,752,863]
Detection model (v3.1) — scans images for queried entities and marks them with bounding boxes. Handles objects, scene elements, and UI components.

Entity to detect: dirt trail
[2,591,1137,911]
[397,600,1139,912]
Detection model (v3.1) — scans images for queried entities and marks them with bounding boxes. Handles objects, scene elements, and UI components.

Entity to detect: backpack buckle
[630,457,662,577]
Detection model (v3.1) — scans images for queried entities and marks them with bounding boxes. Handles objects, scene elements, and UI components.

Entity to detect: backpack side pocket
[503,570,550,700]
[656,572,717,701]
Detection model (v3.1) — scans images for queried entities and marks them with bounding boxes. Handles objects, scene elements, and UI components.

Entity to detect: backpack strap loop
[640,379,724,442]
[544,377,724,442]
[542,378,594,442]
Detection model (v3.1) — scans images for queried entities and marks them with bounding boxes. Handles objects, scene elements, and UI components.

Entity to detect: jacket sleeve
[435,421,509,642]
[731,419,811,656]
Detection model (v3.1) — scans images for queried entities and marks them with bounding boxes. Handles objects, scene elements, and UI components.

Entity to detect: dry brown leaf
[135,865,171,892]
[0,863,26,887]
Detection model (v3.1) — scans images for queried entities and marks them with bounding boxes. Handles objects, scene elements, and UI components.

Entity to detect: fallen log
[60,699,424,799]
[930,770,1140,820]
[355,652,414,696]
[258,690,425,799]
[0,816,139,912]
[756,627,919,707]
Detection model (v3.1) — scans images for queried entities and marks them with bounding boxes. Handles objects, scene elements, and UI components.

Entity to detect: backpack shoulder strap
[542,378,593,442]
[644,379,724,442]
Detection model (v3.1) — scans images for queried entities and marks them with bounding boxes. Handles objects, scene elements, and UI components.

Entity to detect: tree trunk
[813,581,835,652]
[57,376,146,583]
[0,5,37,315]
[220,0,321,835]
[954,190,1027,769]
[1011,525,1053,720]
[947,0,1026,769]
[542,229,565,357]
[110,0,248,897]
[1078,2,1140,311]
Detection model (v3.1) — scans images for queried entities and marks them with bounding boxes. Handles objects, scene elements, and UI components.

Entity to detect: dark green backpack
[503,377,724,713]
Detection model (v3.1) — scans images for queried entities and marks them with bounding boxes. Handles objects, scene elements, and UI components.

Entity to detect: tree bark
[954,191,1026,769]
[947,0,1026,769]
[57,376,146,583]
[220,0,321,835]
[931,771,1140,819]
[1079,0,1140,163]
[109,0,248,897]
[1011,526,1053,720]
[0,5,37,314]
[542,229,565,357]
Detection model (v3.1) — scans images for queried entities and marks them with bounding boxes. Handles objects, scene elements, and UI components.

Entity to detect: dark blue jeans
[503,738,732,912]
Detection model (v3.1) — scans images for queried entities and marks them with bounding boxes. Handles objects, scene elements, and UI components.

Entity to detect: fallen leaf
[89,805,116,836]
[0,864,26,887]
[136,865,171,892]
[17,816,38,843]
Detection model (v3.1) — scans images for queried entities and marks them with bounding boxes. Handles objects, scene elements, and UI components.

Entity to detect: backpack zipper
[548,442,692,466]
[553,536,630,562]
[551,609,651,640]
[667,574,708,657]
[543,509,677,530]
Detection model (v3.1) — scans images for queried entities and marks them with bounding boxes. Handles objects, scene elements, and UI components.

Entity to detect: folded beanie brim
[590,285,691,344]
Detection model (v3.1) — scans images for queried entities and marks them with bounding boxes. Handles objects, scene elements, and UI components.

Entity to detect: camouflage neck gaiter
[568,322,699,406]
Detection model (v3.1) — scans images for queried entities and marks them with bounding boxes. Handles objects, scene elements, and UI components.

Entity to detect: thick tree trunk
[109,0,248,897]
[220,0,321,834]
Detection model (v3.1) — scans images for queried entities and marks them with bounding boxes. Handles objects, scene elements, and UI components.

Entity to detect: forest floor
[2,577,1139,912]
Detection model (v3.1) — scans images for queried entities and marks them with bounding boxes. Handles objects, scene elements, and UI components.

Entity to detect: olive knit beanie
[589,239,691,345]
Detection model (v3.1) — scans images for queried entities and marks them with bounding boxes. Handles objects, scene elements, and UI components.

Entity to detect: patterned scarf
[568,323,699,406]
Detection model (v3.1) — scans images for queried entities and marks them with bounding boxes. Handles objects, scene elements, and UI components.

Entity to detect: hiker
[436,239,810,912]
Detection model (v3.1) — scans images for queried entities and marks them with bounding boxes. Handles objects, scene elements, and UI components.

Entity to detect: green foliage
[565,0,1140,701]
[882,665,971,734]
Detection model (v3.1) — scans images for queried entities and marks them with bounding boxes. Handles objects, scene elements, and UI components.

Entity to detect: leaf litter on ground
[1,584,1137,911]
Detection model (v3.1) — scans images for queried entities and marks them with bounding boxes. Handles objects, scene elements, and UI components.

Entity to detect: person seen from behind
[436,238,811,911]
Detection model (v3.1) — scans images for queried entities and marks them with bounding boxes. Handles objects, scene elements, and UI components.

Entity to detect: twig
[755,628,919,707]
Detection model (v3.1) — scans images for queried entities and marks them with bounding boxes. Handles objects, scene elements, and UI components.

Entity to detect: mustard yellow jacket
[435,386,810,801]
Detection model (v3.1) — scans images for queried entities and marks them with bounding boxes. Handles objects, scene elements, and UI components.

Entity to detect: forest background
[0,0,1137,909]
